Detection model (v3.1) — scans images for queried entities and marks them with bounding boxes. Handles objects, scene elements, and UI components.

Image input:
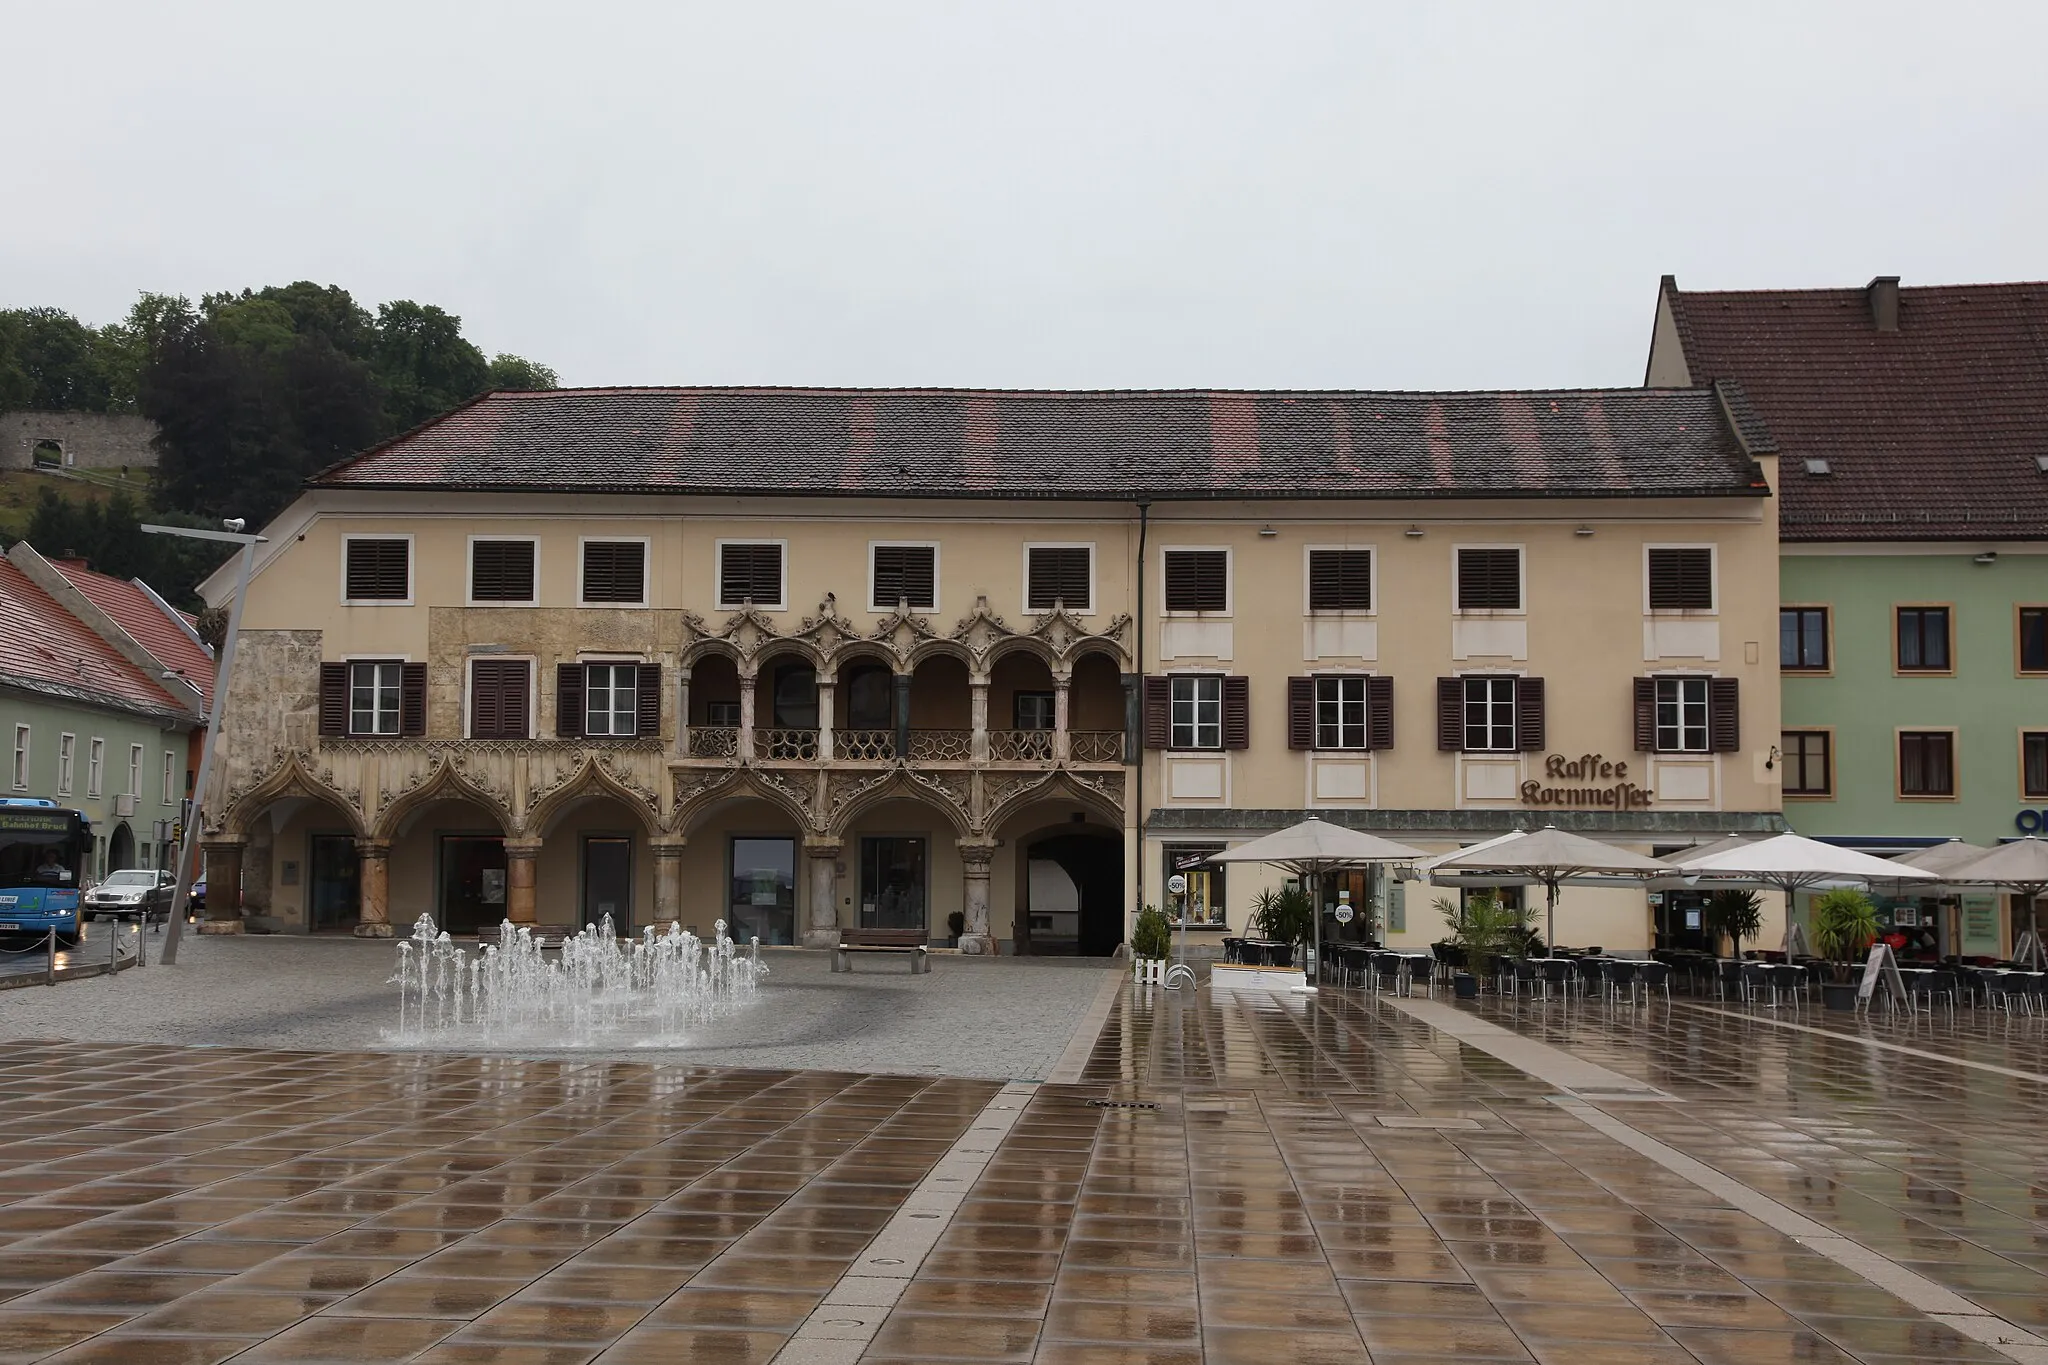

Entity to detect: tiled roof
[47,560,216,708]
[310,387,1770,502]
[1662,277,2048,541]
[0,558,186,718]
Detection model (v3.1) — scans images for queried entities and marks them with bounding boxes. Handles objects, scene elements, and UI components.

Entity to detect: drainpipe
[1132,501,1150,923]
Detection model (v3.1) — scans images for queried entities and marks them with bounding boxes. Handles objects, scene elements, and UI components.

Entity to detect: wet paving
[1,980,2044,1362]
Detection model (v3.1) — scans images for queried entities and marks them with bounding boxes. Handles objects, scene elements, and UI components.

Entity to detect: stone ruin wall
[0,411,161,471]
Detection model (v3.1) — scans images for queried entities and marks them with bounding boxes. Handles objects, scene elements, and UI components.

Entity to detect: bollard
[135,915,146,969]
[112,917,120,971]
[46,927,57,985]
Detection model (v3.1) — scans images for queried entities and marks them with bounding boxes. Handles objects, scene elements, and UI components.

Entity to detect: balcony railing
[837,729,897,761]
[759,728,819,761]
[688,727,739,759]
[671,725,1123,766]
[907,729,971,762]
[1069,730,1125,764]
[988,729,1056,762]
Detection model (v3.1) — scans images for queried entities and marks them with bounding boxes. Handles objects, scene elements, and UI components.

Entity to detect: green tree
[375,300,488,429]
[24,488,226,608]
[0,307,119,412]
[487,353,559,391]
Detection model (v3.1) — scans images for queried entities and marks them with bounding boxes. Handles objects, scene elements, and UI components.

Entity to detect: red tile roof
[1661,277,2048,542]
[47,560,216,708]
[0,558,186,718]
[310,386,1771,502]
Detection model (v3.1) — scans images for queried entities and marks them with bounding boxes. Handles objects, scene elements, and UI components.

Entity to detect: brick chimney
[1867,276,1901,332]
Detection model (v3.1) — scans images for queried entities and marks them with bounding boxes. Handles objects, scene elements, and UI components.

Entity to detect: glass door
[438,835,507,935]
[582,836,632,934]
[860,837,927,931]
[728,836,795,945]
[308,833,359,932]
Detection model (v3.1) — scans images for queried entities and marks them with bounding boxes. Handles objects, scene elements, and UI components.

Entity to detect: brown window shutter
[1437,678,1462,751]
[873,546,936,609]
[1142,676,1170,750]
[1367,676,1395,751]
[557,663,585,739]
[503,660,531,739]
[318,663,348,737]
[345,539,410,600]
[1633,678,1657,752]
[472,540,535,602]
[1308,549,1371,611]
[1164,550,1228,611]
[1515,677,1545,751]
[1456,548,1521,611]
[1709,677,1740,752]
[471,661,500,739]
[1648,548,1714,610]
[1027,547,1091,612]
[1221,676,1250,750]
[399,663,427,737]
[636,663,662,738]
[1286,677,1314,750]
[721,543,784,605]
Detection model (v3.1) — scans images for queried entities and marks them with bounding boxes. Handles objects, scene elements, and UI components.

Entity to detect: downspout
[1132,501,1150,921]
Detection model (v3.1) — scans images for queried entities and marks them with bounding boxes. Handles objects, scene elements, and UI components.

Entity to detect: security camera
[223,518,246,533]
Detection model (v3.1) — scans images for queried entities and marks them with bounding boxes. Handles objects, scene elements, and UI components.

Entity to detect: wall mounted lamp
[1574,525,1595,538]
[1404,525,1425,539]
[1765,744,1780,772]
[1974,552,1999,565]
[1258,524,1278,538]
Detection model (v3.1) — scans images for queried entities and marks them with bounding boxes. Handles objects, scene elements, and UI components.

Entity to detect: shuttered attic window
[1646,548,1714,611]
[718,542,785,608]
[871,545,937,610]
[581,540,647,605]
[343,538,410,601]
[1163,550,1228,612]
[1026,546,1092,612]
[471,540,537,603]
[1454,548,1521,611]
[1307,549,1371,611]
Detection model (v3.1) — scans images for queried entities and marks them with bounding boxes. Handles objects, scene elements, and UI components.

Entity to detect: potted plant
[1250,885,1314,967]
[1438,890,1526,997]
[1703,889,1763,960]
[1130,904,1171,984]
[1811,887,1879,1010]
[946,911,965,948]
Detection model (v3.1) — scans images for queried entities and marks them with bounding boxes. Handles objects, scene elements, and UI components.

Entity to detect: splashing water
[386,913,766,1049]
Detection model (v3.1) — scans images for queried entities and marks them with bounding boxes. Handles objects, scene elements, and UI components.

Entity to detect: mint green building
[1650,275,2048,957]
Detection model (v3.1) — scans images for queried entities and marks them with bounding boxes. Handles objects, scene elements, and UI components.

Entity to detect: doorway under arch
[1013,822,1124,957]
[107,821,136,874]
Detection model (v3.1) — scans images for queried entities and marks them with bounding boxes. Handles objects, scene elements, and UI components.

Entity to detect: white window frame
[10,724,26,790]
[577,535,652,609]
[345,658,406,737]
[1461,674,1519,753]
[583,660,642,738]
[57,733,75,797]
[339,532,416,606]
[466,534,541,608]
[1313,674,1370,750]
[867,540,942,613]
[464,653,539,741]
[1303,545,1378,617]
[162,750,177,804]
[1654,674,1712,753]
[715,538,789,612]
[1168,673,1224,751]
[1021,542,1097,616]
[1643,543,1719,615]
[127,743,143,797]
[88,738,104,798]
[1451,543,1527,616]
[1160,545,1233,617]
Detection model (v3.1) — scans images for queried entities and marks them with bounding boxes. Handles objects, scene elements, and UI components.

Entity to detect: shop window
[1782,730,1832,797]
[1896,607,1952,672]
[1899,731,1956,797]
[1780,607,1829,671]
[1165,845,1226,926]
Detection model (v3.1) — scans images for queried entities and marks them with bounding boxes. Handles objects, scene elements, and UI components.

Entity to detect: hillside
[0,466,155,546]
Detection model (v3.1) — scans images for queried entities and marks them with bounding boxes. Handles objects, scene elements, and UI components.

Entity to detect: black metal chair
[1510,959,1542,999]
[1908,969,1957,1014]
[1574,956,1606,998]
[1717,959,1745,1001]
[1600,959,1638,1004]
[1740,961,1774,1005]
[1769,963,1807,1009]
[1222,937,1244,965]
[1636,961,1672,1004]
[1540,959,1575,1001]
[1373,952,1403,996]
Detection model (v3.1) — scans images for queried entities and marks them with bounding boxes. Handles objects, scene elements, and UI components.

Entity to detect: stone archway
[107,821,136,873]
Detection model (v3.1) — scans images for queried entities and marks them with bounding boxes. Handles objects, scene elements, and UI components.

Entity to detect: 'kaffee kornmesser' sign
[1521,754,1654,808]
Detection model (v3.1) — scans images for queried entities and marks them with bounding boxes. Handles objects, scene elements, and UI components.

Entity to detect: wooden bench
[834,928,929,974]
[476,923,577,949]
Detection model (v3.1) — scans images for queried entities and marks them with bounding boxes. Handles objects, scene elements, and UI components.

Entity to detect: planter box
[1453,972,1479,1000]
[1821,982,1858,1012]
[1209,962,1307,993]
[1132,958,1166,986]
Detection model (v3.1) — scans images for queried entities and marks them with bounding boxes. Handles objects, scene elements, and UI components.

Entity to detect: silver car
[85,869,175,921]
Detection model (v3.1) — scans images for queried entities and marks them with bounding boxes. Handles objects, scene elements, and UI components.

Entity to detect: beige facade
[201,473,1784,955]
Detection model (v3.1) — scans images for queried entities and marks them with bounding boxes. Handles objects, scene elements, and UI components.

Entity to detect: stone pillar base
[197,920,244,935]
[958,933,996,955]
[352,922,394,939]
[802,928,842,949]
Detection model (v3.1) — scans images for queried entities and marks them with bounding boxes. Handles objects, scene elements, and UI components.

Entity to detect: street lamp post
[141,521,265,966]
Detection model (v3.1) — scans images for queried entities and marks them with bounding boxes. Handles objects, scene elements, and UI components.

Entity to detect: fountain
[385,913,766,1049]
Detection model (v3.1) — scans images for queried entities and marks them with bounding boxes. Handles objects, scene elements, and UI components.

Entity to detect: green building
[1,543,213,879]
[1649,275,2048,956]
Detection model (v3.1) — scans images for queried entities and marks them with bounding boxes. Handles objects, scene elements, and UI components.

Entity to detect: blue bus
[0,797,90,947]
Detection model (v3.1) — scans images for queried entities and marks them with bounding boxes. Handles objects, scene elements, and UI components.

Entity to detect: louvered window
[1308,549,1372,612]
[469,659,531,740]
[1647,548,1714,610]
[471,540,536,603]
[344,538,410,601]
[1026,546,1091,612]
[719,542,784,607]
[1164,550,1228,612]
[1455,548,1521,611]
[871,545,937,610]
[581,541,646,605]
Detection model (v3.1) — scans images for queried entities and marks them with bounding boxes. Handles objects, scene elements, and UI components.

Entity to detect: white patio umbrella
[1939,837,2048,967]
[1205,820,1426,990]
[1427,826,1669,952]
[1669,833,1943,892]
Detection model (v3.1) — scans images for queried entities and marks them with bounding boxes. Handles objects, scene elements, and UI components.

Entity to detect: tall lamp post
[142,520,265,966]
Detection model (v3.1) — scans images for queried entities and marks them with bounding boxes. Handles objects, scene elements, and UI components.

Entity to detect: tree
[375,300,488,429]
[487,353,559,391]
[24,488,227,608]
[0,307,121,412]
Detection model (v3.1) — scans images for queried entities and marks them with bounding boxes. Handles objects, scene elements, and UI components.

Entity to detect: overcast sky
[10,1,2045,391]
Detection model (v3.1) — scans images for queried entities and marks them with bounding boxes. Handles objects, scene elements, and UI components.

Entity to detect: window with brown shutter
[1632,678,1656,751]
[318,663,348,737]
[1367,675,1394,751]
[1026,546,1092,612]
[556,663,585,739]
[471,540,536,603]
[1455,548,1521,611]
[469,659,531,740]
[399,663,427,737]
[871,545,937,609]
[1221,676,1250,750]
[719,542,785,607]
[1515,677,1545,751]
[581,541,646,605]
[1164,550,1229,612]
[1308,549,1372,612]
[1142,676,1171,750]
[1647,548,1714,610]
[1287,677,1315,749]
[344,538,410,601]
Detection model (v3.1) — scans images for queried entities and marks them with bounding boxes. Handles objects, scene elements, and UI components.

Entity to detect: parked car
[84,869,176,921]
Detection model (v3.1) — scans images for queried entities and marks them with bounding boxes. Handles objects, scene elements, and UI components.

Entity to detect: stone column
[970,677,991,764]
[893,673,912,760]
[674,669,692,759]
[197,837,246,934]
[803,839,843,947]
[651,838,685,926]
[957,840,998,954]
[1053,675,1072,762]
[817,678,836,762]
[502,839,541,926]
[738,668,757,760]
[351,839,392,938]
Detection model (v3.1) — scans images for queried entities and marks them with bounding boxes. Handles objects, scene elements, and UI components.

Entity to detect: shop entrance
[728,836,796,945]
[581,836,633,933]
[859,836,928,931]
[308,833,359,932]
[438,835,507,935]
[1654,889,1711,952]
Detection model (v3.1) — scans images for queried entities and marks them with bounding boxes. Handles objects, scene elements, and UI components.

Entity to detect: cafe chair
[1769,963,1807,1009]
[1636,961,1672,1004]
[1540,959,1575,1001]
[1374,952,1404,996]
[1908,969,1958,1015]
[1600,958,1638,1004]
[1740,961,1774,1006]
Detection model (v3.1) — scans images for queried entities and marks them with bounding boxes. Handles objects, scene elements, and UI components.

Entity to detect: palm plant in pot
[1250,885,1314,966]
[1438,889,1526,995]
[1811,887,1880,1009]
[1702,889,1763,960]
